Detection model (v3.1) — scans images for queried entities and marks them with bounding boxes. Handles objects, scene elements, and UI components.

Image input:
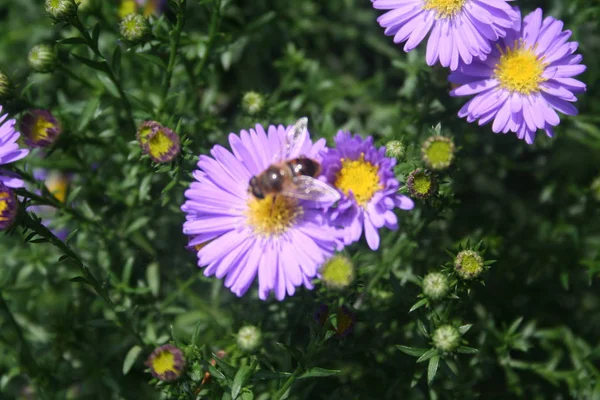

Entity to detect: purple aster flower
[0,183,18,230]
[320,132,414,251]
[136,121,180,163]
[449,8,587,143]
[145,344,186,382]
[20,109,62,148]
[372,0,519,70]
[0,106,29,188]
[182,122,342,301]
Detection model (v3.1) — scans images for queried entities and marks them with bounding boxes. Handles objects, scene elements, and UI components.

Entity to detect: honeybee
[248,117,341,204]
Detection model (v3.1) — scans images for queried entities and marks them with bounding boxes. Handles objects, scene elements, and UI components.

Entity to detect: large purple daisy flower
[372,0,519,70]
[182,123,342,301]
[0,106,29,188]
[320,132,414,251]
[450,8,586,143]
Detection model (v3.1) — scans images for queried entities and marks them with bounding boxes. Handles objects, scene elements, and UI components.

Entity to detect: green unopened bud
[591,176,600,202]
[454,250,484,280]
[237,325,262,353]
[0,70,13,99]
[75,0,92,11]
[421,135,455,170]
[120,13,150,42]
[386,140,405,160]
[45,0,77,20]
[320,255,354,289]
[28,45,57,73]
[432,325,461,352]
[241,91,265,115]
[422,272,449,301]
[406,169,437,200]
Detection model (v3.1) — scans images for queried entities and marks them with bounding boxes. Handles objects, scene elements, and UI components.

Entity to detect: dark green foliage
[0,0,599,398]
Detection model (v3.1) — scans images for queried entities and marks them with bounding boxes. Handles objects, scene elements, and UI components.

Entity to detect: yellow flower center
[247,194,301,237]
[495,41,547,94]
[151,351,176,375]
[0,190,11,222]
[412,174,432,195]
[422,0,467,18]
[31,116,54,144]
[334,154,382,207]
[119,0,138,18]
[147,130,175,160]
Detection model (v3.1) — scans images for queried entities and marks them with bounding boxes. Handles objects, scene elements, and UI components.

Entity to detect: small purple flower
[320,132,414,251]
[182,123,342,301]
[145,344,186,382]
[136,121,180,163]
[0,183,18,230]
[450,8,587,143]
[0,106,29,188]
[20,109,62,148]
[372,0,519,70]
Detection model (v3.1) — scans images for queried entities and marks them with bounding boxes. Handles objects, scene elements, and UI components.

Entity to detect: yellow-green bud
[454,250,484,280]
[45,0,77,20]
[28,45,57,73]
[406,169,437,200]
[120,13,151,42]
[241,91,265,115]
[320,255,354,289]
[421,135,455,170]
[422,272,449,300]
[237,325,262,353]
[386,140,405,160]
[432,325,461,352]
[0,70,13,99]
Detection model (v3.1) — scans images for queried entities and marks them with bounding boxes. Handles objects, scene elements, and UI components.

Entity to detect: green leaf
[457,346,478,354]
[146,262,160,297]
[214,355,237,379]
[427,355,440,386]
[231,366,253,399]
[96,73,120,98]
[208,364,226,381]
[396,345,428,357]
[72,54,107,73]
[298,367,340,379]
[135,53,167,69]
[92,23,101,47]
[409,298,428,313]
[70,276,89,284]
[276,342,303,361]
[58,37,87,45]
[251,370,292,381]
[122,345,142,375]
[458,324,472,335]
[416,348,439,363]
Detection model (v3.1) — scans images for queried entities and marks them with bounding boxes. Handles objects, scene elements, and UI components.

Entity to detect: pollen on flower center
[247,194,301,236]
[334,154,382,207]
[495,41,546,94]
[151,351,176,375]
[422,0,467,18]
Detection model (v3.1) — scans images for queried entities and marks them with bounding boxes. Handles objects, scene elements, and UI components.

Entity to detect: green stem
[22,214,145,346]
[273,366,302,400]
[193,0,222,79]
[70,17,135,131]
[156,0,187,118]
[0,292,52,400]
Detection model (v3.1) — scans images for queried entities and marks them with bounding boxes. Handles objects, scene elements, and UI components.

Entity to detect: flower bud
[28,44,57,74]
[20,109,62,148]
[0,184,18,231]
[118,0,138,18]
[313,303,330,326]
[45,0,77,21]
[241,91,265,115]
[145,344,186,382]
[385,140,405,160]
[422,272,449,301]
[237,325,262,353]
[136,121,180,163]
[0,70,13,99]
[454,250,484,280]
[334,306,356,338]
[421,135,455,170]
[406,168,437,199]
[320,254,354,289]
[120,13,150,42]
[432,325,461,352]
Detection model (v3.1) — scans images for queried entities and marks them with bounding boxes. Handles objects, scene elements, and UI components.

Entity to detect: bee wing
[280,175,341,203]
[272,117,309,163]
